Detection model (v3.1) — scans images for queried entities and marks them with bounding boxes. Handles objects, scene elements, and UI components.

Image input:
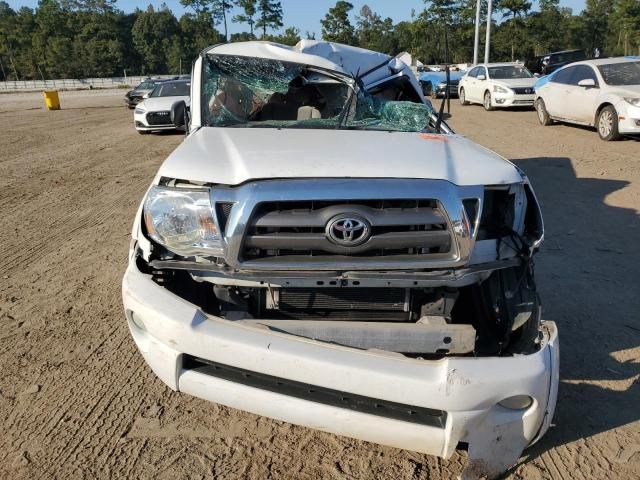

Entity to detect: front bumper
[493,92,535,108]
[125,95,143,107]
[434,84,459,98]
[133,111,175,132]
[617,101,640,134]
[122,262,559,478]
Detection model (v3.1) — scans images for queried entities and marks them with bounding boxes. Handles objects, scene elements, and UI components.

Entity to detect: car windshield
[488,65,533,79]
[150,81,190,97]
[597,61,640,86]
[202,55,438,132]
[137,81,156,90]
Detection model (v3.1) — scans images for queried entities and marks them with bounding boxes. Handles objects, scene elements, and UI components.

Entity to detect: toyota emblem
[326,214,371,246]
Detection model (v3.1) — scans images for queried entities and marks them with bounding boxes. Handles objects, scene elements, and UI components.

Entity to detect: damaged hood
[157,128,522,186]
[139,96,190,111]
[493,78,537,89]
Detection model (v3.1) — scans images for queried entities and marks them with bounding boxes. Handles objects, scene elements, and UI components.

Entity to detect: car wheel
[535,98,553,126]
[459,88,469,105]
[597,106,621,141]
[483,91,494,111]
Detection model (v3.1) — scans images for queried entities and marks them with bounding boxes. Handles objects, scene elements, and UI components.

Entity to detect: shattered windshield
[597,61,640,85]
[136,81,157,90]
[202,55,438,132]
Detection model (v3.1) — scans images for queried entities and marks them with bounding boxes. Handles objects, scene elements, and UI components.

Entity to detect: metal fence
[0,75,178,92]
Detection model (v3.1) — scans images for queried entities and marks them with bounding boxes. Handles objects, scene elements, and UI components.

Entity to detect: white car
[122,41,558,479]
[458,63,537,110]
[133,80,191,134]
[535,57,640,140]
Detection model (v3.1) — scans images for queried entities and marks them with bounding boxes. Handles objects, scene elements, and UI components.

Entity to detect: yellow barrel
[43,90,60,110]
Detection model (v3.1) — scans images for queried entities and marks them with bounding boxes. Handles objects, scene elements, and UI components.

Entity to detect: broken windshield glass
[202,55,438,133]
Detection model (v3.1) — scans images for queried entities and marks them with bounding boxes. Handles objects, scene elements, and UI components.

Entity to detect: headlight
[624,97,640,107]
[437,82,447,88]
[143,186,223,257]
[493,85,511,94]
[134,107,146,114]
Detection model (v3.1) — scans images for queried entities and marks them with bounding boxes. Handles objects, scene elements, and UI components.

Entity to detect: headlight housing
[624,97,640,107]
[437,82,447,88]
[134,106,146,114]
[493,85,511,94]
[143,186,223,257]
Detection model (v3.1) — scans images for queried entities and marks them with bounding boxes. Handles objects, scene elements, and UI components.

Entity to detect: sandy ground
[0,89,638,479]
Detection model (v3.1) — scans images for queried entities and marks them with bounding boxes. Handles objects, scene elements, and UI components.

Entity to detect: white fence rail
[0,75,179,92]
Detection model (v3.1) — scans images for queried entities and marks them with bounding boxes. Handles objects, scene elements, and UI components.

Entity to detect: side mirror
[534,73,541,78]
[142,92,150,99]
[171,100,190,133]
[578,78,596,88]
[477,74,486,80]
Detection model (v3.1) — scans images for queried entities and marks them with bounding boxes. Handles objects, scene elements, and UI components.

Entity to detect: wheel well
[595,102,614,125]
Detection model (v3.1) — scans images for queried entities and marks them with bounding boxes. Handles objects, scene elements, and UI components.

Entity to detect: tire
[535,98,552,126]
[459,87,469,105]
[483,91,494,111]
[597,105,621,141]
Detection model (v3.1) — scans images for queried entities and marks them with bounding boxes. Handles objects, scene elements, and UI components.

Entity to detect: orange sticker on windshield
[418,133,448,142]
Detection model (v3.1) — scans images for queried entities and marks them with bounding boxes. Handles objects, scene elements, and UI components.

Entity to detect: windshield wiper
[435,25,451,133]
[336,89,356,129]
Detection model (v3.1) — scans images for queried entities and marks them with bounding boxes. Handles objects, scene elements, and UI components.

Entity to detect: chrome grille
[241,199,453,261]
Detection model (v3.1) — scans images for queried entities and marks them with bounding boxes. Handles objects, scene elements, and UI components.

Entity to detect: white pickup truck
[122,41,559,479]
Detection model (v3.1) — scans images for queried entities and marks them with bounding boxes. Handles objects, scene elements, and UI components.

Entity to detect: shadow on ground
[512,156,640,466]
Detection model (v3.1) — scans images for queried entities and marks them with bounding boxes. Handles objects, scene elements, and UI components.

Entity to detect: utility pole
[484,0,493,64]
[473,0,481,64]
[9,55,19,81]
[0,57,6,82]
[445,25,450,115]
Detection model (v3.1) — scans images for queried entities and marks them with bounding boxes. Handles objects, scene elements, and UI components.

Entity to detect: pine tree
[233,0,257,37]
[255,0,283,38]
[321,1,357,45]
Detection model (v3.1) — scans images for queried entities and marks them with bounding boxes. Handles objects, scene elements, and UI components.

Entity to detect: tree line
[0,0,638,81]
[322,0,639,66]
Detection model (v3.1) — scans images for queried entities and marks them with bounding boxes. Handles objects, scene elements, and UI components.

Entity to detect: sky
[6,0,587,38]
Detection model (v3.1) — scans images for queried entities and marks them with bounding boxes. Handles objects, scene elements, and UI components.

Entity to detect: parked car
[458,63,537,110]
[419,70,465,98]
[122,40,558,480]
[526,49,586,76]
[535,57,640,140]
[133,80,191,134]
[124,79,166,108]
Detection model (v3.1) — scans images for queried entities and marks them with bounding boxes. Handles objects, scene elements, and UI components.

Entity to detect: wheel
[459,87,469,105]
[483,91,494,111]
[597,105,621,141]
[535,98,552,126]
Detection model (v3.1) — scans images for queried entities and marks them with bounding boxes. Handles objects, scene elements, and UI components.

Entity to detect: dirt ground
[0,89,638,480]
